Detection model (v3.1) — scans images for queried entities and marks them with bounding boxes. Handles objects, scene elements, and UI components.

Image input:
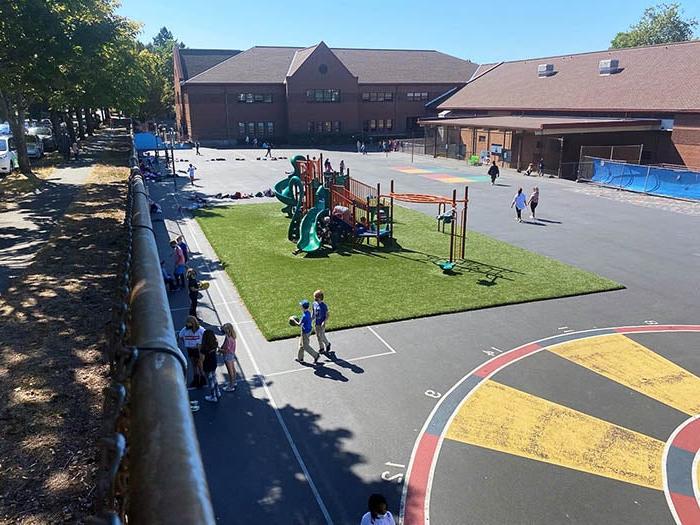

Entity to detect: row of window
[362,92,393,102]
[237,93,273,104]
[236,91,430,104]
[305,89,341,103]
[406,92,429,101]
[238,121,275,137]
[307,121,342,134]
[363,119,393,132]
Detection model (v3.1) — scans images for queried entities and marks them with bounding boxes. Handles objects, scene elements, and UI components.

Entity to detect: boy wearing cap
[294,300,320,364]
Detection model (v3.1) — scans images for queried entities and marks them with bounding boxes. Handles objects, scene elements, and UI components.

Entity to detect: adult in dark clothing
[488,161,500,185]
[187,268,200,318]
[195,141,201,155]
[538,158,545,177]
[265,143,272,158]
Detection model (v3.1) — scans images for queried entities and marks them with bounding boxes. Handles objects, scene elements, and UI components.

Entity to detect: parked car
[0,136,18,175]
[28,126,56,151]
[26,133,44,158]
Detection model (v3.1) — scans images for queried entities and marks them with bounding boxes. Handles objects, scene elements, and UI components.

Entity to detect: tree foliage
[611,2,698,48]
[0,0,162,179]
[138,26,185,120]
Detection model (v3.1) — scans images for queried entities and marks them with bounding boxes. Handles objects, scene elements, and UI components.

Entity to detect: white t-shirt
[188,166,196,177]
[360,511,396,525]
[178,327,204,348]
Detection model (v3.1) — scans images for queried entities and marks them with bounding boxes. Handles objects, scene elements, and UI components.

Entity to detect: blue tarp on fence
[134,132,166,152]
[590,158,700,201]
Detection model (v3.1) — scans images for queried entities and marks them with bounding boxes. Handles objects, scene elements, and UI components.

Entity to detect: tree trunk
[50,108,61,139]
[0,91,41,184]
[74,108,85,139]
[84,107,95,135]
[65,111,76,143]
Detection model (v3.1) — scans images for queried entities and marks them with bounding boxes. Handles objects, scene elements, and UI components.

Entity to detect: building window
[237,93,273,103]
[478,135,486,142]
[238,122,245,137]
[362,92,393,102]
[257,122,265,136]
[247,122,255,137]
[306,89,341,103]
[407,92,429,101]
[378,119,384,130]
[266,122,274,136]
[370,120,376,131]
[308,120,341,134]
[386,119,393,130]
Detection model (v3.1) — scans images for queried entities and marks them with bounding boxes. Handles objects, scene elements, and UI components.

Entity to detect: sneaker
[313,354,320,364]
[204,395,218,403]
[191,404,200,412]
[325,343,331,353]
[223,385,236,392]
[295,358,305,364]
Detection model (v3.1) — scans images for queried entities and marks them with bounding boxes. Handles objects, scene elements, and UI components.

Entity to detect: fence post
[643,165,651,193]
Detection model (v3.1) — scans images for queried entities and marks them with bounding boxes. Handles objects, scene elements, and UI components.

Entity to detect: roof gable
[286,41,356,81]
[439,40,700,113]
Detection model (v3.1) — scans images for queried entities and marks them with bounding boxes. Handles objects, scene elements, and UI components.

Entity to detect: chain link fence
[90,137,215,524]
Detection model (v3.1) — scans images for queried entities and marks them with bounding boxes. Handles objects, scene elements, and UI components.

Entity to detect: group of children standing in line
[178,317,238,408]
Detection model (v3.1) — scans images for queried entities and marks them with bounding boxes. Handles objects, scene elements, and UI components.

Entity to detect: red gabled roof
[439,40,700,113]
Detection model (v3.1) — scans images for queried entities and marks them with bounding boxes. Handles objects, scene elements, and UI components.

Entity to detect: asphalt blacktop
[147,146,700,525]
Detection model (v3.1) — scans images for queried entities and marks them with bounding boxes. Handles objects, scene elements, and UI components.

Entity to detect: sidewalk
[0,132,117,293]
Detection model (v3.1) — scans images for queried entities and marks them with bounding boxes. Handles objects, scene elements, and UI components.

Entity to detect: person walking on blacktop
[312,290,331,354]
[528,186,540,219]
[195,141,201,155]
[538,158,545,177]
[356,139,361,153]
[339,160,345,176]
[488,160,500,185]
[360,493,396,525]
[293,300,320,365]
[187,163,197,185]
[201,329,222,402]
[265,143,272,157]
[511,187,528,223]
[170,240,186,289]
[187,268,201,318]
[220,323,237,391]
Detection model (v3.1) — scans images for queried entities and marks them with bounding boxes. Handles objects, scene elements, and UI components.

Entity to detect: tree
[611,3,698,48]
[138,26,184,120]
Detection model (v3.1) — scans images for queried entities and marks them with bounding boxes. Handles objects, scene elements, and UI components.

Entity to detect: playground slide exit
[296,186,330,253]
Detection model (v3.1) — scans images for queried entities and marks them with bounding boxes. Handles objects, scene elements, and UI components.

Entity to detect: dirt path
[0,129,131,524]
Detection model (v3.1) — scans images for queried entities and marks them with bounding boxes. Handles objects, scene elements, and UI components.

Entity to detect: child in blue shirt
[312,290,331,354]
[294,300,320,364]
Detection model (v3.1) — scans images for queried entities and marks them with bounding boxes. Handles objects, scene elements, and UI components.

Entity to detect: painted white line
[692,447,700,508]
[367,326,397,354]
[263,349,396,380]
[172,194,334,524]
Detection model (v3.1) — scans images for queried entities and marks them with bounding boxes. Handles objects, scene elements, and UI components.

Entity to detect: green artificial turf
[196,203,623,340]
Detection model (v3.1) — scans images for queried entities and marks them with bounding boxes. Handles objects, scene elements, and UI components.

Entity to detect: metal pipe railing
[93,136,215,525]
[127,172,215,524]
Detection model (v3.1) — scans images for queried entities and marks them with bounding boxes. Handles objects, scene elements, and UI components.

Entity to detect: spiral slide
[296,186,330,253]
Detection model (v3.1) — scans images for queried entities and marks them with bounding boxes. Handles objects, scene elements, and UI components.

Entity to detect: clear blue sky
[117,0,700,63]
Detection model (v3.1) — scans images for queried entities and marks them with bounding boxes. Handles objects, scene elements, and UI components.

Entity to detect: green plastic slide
[296,186,330,253]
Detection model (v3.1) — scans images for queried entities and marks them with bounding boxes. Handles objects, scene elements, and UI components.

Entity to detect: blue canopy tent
[134,132,167,152]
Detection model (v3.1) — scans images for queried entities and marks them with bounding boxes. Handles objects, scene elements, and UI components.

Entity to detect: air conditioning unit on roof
[537,63,555,77]
[599,59,620,75]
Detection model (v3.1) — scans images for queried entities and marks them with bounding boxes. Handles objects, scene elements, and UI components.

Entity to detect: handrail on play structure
[386,193,468,204]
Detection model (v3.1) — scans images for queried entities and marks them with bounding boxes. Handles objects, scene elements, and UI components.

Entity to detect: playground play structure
[274,154,469,270]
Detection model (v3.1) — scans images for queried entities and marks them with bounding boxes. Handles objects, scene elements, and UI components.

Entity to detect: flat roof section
[419,116,662,135]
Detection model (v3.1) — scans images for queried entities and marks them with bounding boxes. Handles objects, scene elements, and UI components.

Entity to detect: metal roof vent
[537,63,556,77]
[599,59,620,75]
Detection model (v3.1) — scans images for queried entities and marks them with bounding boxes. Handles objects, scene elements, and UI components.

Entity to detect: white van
[0,136,18,175]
